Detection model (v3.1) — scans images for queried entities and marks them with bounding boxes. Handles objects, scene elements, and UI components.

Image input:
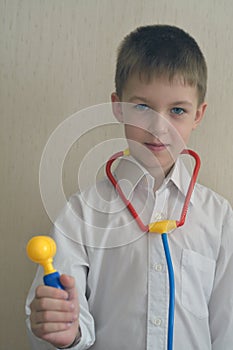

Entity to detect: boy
[26,25,233,349]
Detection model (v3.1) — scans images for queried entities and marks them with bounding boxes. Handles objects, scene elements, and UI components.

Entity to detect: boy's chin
[131,152,171,177]
[128,144,178,176]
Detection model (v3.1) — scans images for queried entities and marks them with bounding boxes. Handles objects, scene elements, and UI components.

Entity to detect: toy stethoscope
[27,148,200,350]
[106,148,200,350]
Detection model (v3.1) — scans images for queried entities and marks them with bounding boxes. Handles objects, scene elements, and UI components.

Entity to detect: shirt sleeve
[209,201,233,349]
[25,195,95,350]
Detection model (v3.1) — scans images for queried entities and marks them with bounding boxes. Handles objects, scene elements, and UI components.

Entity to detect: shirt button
[153,263,163,272]
[151,317,162,326]
[153,213,165,221]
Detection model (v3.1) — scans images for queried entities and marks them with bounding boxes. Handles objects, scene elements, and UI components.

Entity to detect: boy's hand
[30,274,80,348]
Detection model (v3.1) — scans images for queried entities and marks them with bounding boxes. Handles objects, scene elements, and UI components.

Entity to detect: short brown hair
[115,25,207,105]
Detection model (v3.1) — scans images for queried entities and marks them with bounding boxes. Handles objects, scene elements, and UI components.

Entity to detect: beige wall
[1,1,233,348]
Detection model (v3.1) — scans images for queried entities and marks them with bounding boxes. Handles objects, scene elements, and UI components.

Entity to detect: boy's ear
[111,92,123,122]
[193,102,207,130]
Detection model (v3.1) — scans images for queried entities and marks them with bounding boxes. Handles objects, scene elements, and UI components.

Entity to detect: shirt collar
[168,156,195,204]
[114,155,154,199]
[113,155,195,204]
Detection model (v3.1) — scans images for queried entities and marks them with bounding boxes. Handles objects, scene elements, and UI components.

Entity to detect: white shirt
[26,155,233,350]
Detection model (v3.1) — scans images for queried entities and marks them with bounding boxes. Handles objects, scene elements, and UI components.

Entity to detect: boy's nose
[148,112,169,137]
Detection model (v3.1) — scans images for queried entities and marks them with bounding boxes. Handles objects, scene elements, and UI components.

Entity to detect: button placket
[147,230,168,349]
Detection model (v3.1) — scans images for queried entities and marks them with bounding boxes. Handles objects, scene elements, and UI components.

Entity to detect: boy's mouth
[144,142,168,152]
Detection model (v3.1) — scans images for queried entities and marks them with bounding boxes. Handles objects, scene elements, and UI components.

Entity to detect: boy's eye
[134,103,151,111]
[171,107,185,116]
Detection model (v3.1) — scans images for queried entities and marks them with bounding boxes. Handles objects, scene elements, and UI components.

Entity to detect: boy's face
[111,75,207,176]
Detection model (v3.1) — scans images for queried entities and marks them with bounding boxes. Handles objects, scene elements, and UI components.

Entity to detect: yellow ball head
[26,236,57,275]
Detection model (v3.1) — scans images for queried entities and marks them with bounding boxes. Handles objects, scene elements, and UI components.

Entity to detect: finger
[31,319,75,337]
[30,309,77,333]
[34,310,78,324]
[39,321,79,348]
[31,297,75,313]
[35,285,68,300]
[59,275,78,302]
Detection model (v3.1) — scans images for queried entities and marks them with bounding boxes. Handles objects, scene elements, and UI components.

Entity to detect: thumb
[59,274,78,302]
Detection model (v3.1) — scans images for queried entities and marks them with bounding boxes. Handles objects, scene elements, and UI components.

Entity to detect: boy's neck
[146,163,175,192]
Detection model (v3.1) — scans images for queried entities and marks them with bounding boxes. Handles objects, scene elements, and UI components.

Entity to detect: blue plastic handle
[43,271,64,290]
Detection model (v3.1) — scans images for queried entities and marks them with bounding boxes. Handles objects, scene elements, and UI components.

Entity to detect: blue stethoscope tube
[162,233,175,350]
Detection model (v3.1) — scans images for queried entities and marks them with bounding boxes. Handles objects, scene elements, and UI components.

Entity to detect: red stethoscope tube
[105,149,200,232]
